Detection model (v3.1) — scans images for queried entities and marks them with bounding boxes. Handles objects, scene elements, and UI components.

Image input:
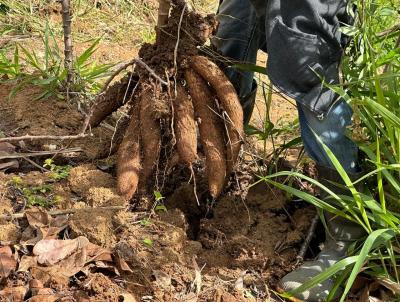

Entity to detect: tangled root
[185,69,226,198]
[190,56,244,174]
[173,84,197,165]
[97,3,244,202]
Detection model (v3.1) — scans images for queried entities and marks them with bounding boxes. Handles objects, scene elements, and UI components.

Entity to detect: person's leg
[212,0,265,123]
[279,101,364,302]
[265,0,353,116]
[297,99,360,173]
[263,0,364,300]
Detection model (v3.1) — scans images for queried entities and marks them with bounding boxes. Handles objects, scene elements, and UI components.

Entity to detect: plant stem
[60,0,74,88]
[157,0,171,44]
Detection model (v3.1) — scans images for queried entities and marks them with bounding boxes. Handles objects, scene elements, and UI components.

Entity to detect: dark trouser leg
[213,0,265,124]
[261,1,364,300]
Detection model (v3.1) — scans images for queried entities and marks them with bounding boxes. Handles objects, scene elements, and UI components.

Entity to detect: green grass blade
[286,256,359,297]
[340,229,397,302]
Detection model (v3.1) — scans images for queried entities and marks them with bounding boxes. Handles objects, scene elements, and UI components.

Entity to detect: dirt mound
[0,165,314,301]
[68,164,115,195]
[0,83,115,160]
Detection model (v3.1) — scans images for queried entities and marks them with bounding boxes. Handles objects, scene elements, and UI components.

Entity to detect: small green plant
[10,176,23,186]
[22,184,55,207]
[8,177,58,208]
[139,28,156,45]
[0,46,21,79]
[140,217,152,227]
[43,158,71,181]
[3,23,113,100]
[153,190,167,213]
[142,238,153,247]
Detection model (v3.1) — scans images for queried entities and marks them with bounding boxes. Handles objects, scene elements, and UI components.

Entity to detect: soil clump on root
[90,1,244,202]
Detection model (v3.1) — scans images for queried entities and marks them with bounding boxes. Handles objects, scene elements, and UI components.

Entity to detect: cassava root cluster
[89,1,244,201]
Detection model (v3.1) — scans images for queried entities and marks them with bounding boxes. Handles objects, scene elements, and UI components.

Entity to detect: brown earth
[0,3,313,300]
[0,81,316,301]
[0,83,116,160]
[0,163,315,301]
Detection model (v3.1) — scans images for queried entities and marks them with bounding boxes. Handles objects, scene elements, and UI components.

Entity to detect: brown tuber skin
[89,75,138,127]
[185,69,226,198]
[116,107,141,200]
[173,85,197,164]
[190,55,244,175]
[139,89,162,188]
[92,5,245,201]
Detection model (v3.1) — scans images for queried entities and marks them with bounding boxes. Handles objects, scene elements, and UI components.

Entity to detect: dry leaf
[33,236,89,266]
[26,208,51,228]
[376,277,400,295]
[0,246,12,257]
[369,297,383,302]
[18,255,38,272]
[86,242,113,262]
[0,246,17,278]
[20,226,37,245]
[115,252,133,273]
[56,248,88,277]
[0,285,28,302]
[31,266,68,287]
[32,247,88,284]
[234,271,246,291]
[359,286,370,302]
[29,279,44,296]
[30,288,59,302]
[94,260,120,275]
[120,293,139,302]
[192,256,202,295]
[152,269,171,289]
[21,228,46,246]
[29,279,44,289]
[21,211,69,246]
[183,292,197,302]
[73,290,90,302]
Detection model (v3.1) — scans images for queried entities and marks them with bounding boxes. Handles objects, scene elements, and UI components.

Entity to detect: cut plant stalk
[60,0,74,90]
[157,0,171,44]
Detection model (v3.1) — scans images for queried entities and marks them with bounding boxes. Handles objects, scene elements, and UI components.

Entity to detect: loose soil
[0,3,314,300]
[0,83,117,160]
[0,82,316,301]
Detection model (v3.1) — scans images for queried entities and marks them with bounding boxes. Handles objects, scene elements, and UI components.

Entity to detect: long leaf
[340,229,396,301]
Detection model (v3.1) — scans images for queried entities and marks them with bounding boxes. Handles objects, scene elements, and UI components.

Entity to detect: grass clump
[261,0,400,299]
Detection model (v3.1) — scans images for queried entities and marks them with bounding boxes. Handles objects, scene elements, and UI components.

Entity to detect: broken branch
[0,148,83,160]
[0,133,87,144]
[297,213,319,261]
[0,206,125,221]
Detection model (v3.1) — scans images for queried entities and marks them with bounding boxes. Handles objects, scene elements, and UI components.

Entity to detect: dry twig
[101,58,168,94]
[0,206,125,221]
[0,133,87,144]
[297,213,319,261]
[0,148,82,160]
